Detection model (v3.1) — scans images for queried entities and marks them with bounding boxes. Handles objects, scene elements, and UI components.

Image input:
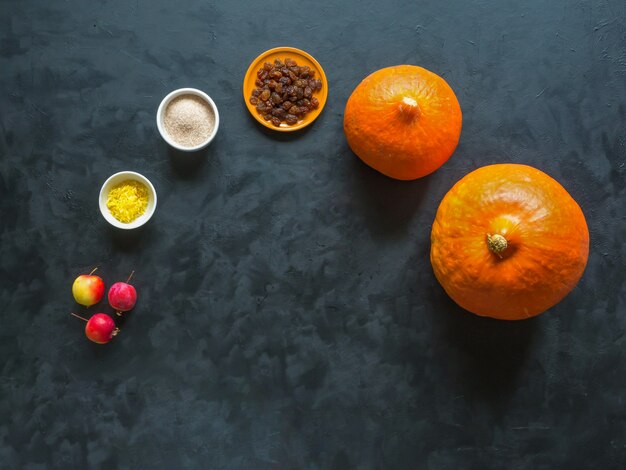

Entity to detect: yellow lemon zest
[106,180,149,223]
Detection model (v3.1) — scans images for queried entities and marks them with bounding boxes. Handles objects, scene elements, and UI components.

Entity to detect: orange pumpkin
[343,65,462,180]
[430,164,589,320]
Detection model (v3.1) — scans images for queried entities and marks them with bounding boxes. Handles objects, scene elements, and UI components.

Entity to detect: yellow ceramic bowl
[243,47,328,132]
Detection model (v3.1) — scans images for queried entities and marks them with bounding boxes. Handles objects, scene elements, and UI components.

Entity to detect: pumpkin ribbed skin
[430,164,589,320]
[343,65,462,180]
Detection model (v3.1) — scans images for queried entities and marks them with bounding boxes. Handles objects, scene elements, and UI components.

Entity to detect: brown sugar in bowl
[157,88,220,151]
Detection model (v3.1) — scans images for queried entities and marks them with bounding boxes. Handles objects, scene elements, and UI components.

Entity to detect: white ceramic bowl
[156,88,220,152]
[99,171,157,230]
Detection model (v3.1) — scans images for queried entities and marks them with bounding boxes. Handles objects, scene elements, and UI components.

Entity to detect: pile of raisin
[249,57,323,127]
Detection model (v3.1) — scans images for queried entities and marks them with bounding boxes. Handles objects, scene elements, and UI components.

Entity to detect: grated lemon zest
[106,180,149,223]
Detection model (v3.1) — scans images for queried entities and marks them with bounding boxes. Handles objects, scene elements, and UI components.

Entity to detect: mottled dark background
[1,0,625,468]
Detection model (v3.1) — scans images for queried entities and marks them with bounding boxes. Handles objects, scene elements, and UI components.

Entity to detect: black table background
[1,0,625,468]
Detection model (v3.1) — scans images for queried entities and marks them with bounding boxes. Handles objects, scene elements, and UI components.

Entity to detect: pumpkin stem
[487,233,508,258]
[398,96,421,121]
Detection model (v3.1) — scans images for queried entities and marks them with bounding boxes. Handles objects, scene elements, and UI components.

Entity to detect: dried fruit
[250,57,323,126]
[271,107,286,119]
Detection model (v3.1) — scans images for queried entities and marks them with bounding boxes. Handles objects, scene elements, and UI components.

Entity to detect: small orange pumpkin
[430,164,589,320]
[343,65,462,180]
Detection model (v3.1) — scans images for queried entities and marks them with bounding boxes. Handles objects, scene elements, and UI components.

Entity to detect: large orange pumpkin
[344,65,462,180]
[430,164,589,320]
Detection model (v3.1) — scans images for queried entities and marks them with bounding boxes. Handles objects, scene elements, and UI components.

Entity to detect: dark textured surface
[1,0,625,468]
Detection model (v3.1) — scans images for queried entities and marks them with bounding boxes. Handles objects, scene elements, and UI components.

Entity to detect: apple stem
[126,270,135,283]
[70,312,88,322]
[89,267,98,276]
[115,310,123,317]
[112,327,120,337]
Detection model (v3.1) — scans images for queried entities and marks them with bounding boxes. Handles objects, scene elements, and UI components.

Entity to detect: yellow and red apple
[72,269,105,307]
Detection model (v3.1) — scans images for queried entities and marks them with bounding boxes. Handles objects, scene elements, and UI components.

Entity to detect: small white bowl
[99,171,157,230]
[156,88,220,152]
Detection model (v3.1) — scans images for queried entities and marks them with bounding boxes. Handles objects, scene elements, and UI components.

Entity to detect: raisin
[271,108,286,119]
[252,57,322,126]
